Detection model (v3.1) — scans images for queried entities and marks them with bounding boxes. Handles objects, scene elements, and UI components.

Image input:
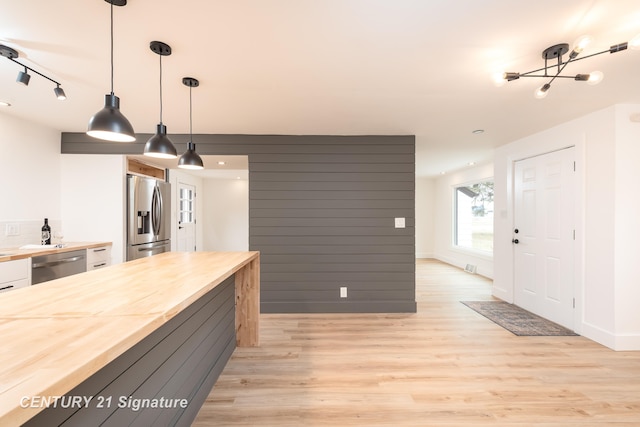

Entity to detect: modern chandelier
[499,35,640,99]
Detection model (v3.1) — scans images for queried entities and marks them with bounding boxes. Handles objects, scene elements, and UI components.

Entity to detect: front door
[513,147,575,329]
[177,182,197,252]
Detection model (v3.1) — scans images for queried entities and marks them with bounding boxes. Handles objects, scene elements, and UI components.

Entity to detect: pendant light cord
[110,0,114,95]
[159,54,163,124]
[189,85,193,140]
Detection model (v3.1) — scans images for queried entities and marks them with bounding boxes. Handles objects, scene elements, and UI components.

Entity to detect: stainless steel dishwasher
[31,249,87,285]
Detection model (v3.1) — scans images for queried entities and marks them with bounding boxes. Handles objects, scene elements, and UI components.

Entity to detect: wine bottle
[41,218,51,245]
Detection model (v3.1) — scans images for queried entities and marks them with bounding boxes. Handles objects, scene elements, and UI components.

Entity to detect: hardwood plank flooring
[192,259,640,426]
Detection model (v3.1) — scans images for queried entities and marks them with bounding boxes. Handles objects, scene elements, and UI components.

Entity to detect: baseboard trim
[262,300,417,314]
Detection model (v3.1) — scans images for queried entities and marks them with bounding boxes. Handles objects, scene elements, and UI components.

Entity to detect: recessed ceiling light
[440,171,446,175]
[217,161,226,166]
[468,161,476,166]
[0,101,10,107]
[472,129,484,134]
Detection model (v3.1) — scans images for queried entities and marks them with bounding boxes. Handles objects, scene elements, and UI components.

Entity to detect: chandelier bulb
[534,83,551,99]
[571,35,593,57]
[492,71,507,87]
[629,34,640,51]
[587,71,604,85]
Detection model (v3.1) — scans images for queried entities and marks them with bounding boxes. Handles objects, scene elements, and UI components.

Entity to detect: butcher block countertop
[0,251,260,426]
[0,241,112,263]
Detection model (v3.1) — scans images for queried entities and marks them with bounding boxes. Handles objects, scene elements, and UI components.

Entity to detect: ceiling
[1,0,639,177]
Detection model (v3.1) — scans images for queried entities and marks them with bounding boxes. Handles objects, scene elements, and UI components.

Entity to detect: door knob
[512,238,519,244]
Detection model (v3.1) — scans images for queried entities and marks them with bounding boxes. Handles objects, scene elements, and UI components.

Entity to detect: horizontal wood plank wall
[61,133,416,313]
[23,276,236,427]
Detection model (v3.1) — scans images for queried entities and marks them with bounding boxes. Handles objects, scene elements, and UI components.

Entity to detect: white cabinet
[87,245,112,271]
[0,259,30,293]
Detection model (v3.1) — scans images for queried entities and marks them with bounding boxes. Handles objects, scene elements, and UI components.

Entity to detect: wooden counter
[0,251,260,426]
[0,242,112,263]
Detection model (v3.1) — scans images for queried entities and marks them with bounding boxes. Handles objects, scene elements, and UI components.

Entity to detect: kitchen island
[0,251,260,426]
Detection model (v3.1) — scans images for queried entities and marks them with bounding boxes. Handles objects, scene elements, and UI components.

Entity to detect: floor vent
[464,264,477,274]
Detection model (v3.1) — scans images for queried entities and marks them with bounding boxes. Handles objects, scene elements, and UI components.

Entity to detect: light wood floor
[193,259,640,426]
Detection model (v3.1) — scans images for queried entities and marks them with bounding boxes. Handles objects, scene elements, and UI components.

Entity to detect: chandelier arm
[519,74,580,79]
[516,46,616,78]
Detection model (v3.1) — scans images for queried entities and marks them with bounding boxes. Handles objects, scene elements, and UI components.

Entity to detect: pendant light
[87,0,135,143]
[178,77,204,170]
[143,41,177,159]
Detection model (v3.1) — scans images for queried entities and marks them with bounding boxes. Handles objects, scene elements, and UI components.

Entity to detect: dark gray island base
[24,275,235,427]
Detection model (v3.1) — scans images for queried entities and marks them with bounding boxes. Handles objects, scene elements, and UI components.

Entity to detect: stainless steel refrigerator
[126,174,171,261]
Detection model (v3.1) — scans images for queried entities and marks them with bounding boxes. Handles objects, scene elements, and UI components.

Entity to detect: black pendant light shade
[87,94,136,142]
[178,77,204,170]
[178,142,204,169]
[144,41,177,159]
[144,123,178,159]
[87,0,135,142]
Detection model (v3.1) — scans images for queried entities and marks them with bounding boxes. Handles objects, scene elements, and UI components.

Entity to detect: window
[179,186,195,225]
[454,180,494,253]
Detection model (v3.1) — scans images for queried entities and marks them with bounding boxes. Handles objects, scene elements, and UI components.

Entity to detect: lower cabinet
[87,245,112,271]
[0,259,30,293]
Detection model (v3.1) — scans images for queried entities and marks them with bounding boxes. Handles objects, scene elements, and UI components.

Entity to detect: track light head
[17,68,30,86]
[54,85,66,100]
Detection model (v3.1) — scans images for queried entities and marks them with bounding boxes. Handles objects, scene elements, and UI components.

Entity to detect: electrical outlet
[340,286,348,298]
[394,217,406,228]
[5,224,20,236]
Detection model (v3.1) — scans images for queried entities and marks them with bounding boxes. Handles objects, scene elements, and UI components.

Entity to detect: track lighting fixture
[178,77,204,170]
[0,44,66,100]
[87,0,136,143]
[499,34,640,98]
[144,41,177,159]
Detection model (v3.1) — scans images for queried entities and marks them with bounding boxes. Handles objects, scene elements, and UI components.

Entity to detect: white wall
[60,154,127,264]
[494,103,640,351]
[415,177,435,258]
[613,105,640,347]
[433,162,494,279]
[168,169,204,252]
[202,179,248,251]
[0,114,62,247]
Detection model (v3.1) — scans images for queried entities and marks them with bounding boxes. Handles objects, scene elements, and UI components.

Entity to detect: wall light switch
[394,217,406,228]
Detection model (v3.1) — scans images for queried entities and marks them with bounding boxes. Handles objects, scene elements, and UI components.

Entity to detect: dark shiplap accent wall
[61,133,416,313]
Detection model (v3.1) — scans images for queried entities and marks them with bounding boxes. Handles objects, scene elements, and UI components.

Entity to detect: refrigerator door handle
[156,185,163,236]
[151,186,161,236]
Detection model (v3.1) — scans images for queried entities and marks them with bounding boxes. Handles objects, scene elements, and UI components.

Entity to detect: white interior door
[177,183,197,252]
[513,147,575,329]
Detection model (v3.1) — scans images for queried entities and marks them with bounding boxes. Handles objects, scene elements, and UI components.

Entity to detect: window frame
[452,178,494,256]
